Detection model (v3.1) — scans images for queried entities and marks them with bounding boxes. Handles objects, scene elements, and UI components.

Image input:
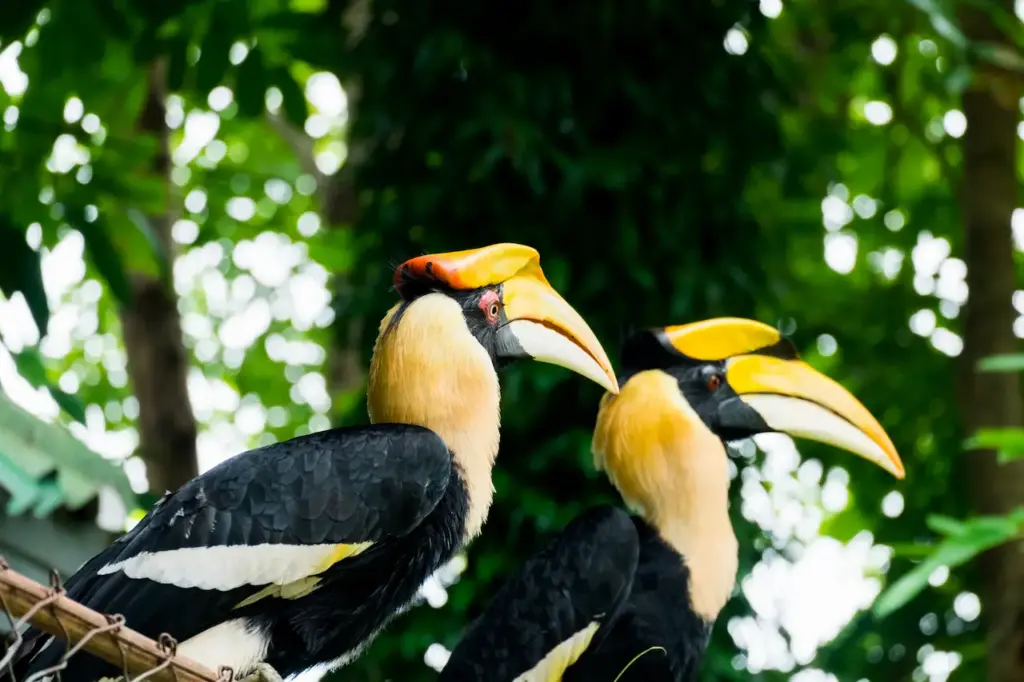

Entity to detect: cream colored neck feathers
[593,370,738,622]
[367,294,501,540]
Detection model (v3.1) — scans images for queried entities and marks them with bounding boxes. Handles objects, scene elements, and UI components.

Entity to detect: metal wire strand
[128,634,178,682]
[0,555,224,682]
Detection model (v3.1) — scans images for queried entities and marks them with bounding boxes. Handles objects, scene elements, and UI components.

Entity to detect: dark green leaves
[0,217,48,335]
[0,0,47,43]
[166,36,191,92]
[125,209,171,281]
[904,0,968,49]
[77,217,133,306]
[235,45,267,117]
[195,1,236,93]
[272,66,307,128]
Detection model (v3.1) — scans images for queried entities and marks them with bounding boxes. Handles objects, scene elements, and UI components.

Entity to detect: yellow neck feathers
[593,370,738,621]
[368,294,501,540]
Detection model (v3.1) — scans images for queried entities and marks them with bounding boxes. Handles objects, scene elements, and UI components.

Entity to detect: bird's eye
[707,373,723,391]
[478,290,502,324]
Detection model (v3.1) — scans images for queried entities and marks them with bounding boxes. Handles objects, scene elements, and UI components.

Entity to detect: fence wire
[0,556,233,682]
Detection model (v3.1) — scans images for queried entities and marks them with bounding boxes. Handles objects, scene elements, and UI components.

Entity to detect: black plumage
[441,318,903,681]
[11,243,621,682]
[562,518,712,681]
[13,425,468,681]
[440,510,709,682]
[440,506,639,682]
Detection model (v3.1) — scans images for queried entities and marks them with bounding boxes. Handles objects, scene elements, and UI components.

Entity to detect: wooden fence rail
[0,557,228,682]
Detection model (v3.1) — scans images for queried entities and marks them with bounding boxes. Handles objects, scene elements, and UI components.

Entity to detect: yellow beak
[393,242,618,394]
[500,272,619,394]
[725,355,904,478]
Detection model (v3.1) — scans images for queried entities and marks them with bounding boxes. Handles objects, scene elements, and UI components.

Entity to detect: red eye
[707,374,722,391]
[479,290,501,323]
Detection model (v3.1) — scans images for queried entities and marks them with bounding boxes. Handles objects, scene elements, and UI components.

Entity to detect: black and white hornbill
[440,317,905,682]
[12,244,618,682]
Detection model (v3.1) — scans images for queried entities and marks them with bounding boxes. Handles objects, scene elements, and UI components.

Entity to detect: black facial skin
[390,282,523,370]
[451,286,518,368]
[658,363,772,442]
[618,328,795,442]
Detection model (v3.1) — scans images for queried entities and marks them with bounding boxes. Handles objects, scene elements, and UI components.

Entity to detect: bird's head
[594,317,903,523]
[386,243,617,392]
[371,243,617,393]
[369,243,616,539]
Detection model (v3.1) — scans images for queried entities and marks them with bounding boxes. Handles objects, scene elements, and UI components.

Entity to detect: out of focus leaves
[903,0,968,48]
[125,209,171,281]
[273,66,308,128]
[77,219,132,306]
[0,0,1018,680]
[0,219,49,335]
[236,46,267,117]
[196,1,235,93]
[0,0,46,42]
[964,427,1024,463]
[874,511,1024,618]
[10,347,87,425]
[977,353,1024,372]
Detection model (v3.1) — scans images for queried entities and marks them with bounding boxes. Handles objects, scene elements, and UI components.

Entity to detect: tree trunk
[120,62,198,494]
[957,4,1024,681]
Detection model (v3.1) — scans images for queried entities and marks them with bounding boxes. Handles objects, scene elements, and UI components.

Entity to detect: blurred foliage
[0,0,1021,681]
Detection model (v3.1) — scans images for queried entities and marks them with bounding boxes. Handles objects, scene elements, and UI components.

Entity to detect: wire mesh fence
[0,555,231,682]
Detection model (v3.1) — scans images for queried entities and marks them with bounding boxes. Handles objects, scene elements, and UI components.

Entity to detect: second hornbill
[12,244,617,682]
[440,317,904,682]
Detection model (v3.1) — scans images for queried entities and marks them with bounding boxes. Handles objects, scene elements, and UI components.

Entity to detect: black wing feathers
[10,424,452,681]
[440,505,640,682]
[131,424,451,555]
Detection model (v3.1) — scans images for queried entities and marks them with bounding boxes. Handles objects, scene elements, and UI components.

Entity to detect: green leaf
[166,36,190,92]
[10,347,87,424]
[0,218,49,335]
[874,513,1024,618]
[236,46,267,118]
[0,0,46,43]
[973,41,1024,73]
[963,427,1024,462]
[91,0,133,41]
[50,390,88,425]
[925,514,965,536]
[903,0,968,49]
[195,2,235,93]
[124,209,172,281]
[289,0,327,12]
[273,66,308,128]
[78,218,133,306]
[11,346,47,387]
[977,353,1024,372]
[821,505,870,543]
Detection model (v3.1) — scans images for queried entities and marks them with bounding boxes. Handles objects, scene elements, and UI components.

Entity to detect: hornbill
[11,244,617,682]
[440,317,904,682]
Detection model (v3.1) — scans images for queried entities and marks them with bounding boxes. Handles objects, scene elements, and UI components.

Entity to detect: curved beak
[724,355,904,478]
[496,272,619,394]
